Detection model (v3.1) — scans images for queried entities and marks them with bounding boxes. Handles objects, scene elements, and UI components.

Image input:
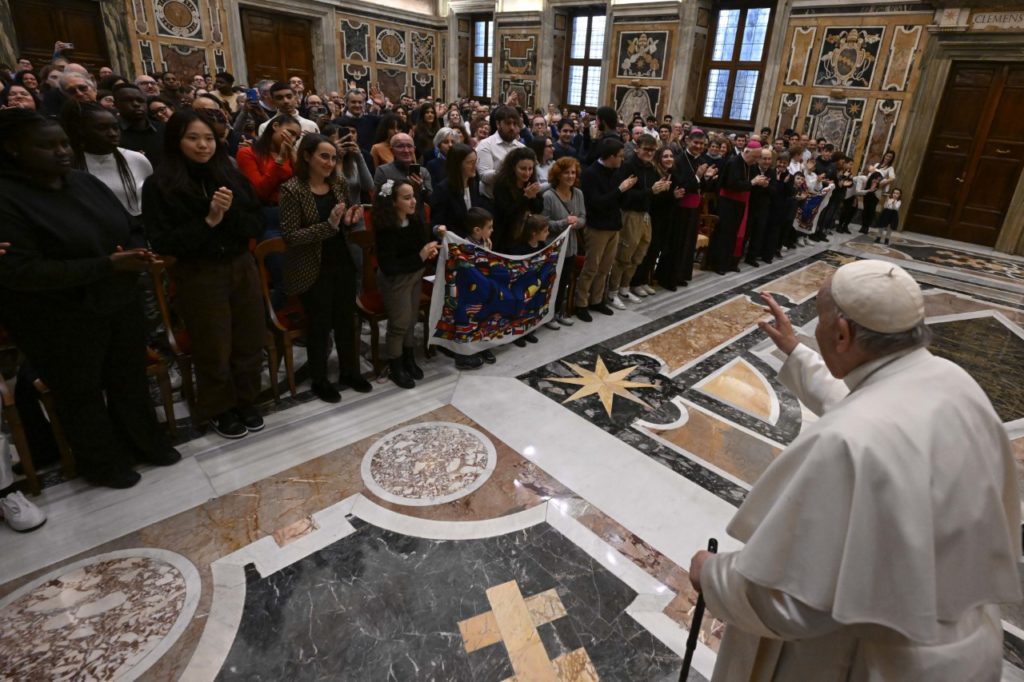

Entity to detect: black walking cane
[679,538,718,682]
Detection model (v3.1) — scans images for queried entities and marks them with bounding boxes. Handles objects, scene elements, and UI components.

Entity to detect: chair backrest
[253,237,296,332]
[349,205,382,301]
[148,261,189,356]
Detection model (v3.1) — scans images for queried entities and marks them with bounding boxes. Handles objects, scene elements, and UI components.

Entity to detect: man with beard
[475,105,524,200]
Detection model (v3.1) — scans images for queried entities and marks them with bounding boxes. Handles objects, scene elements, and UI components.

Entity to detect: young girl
[372,179,439,388]
[874,189,902,245]
[509,214,551,347]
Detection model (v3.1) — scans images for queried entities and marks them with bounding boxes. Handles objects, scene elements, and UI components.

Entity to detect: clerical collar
[843,347,919,393]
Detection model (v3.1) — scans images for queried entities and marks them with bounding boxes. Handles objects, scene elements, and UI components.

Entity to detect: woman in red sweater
[236,114,301,206]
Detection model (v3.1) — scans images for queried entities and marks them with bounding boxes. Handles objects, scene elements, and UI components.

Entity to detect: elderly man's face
[631,126,643,141]
[390,133,416,164]
[531,117,547,136]
[814,282,854,377]
[742,147,758,165]
[346,92,365,117]
[64,75,97,102]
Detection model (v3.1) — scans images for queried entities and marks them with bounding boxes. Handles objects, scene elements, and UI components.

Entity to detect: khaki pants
[608,211,652,293]
[378,268,424,359]
[574,228,619,308]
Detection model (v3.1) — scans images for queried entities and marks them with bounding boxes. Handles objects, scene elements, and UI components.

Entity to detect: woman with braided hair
[0,109,180,488]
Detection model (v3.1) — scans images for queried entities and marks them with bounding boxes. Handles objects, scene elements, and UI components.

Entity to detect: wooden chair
[254,238,307,397]
[29,379,76,481]
[698,192,719,269]
[349,209,433,374]
[149,260,279,418]
[0,374,40,495]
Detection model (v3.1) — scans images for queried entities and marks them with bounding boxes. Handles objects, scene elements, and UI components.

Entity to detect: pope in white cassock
[688,260,1022,681]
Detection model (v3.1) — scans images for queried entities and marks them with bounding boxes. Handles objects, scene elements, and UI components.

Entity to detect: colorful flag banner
[427,231,569,354]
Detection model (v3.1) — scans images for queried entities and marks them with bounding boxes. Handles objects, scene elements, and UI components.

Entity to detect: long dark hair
[414,102,439,137]
[494,147,537,191]
[60,100,142,210]
[293,133,341,185]
[373,113,403,145]
[445,143,475,194]
[251,114,300,161]
[151,109,245,202]
[372,179,422,232]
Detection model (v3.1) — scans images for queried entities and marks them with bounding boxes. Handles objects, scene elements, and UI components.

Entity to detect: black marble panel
[928,315,1024,423]
[217,519,692,681]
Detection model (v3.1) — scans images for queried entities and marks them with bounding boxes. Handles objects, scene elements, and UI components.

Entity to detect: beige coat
[703,345,1021,682]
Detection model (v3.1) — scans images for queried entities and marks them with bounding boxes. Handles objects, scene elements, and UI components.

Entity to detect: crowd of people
[0,52,901,489]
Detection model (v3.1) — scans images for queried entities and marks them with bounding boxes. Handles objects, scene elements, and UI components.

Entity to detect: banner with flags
[427,231,569,354]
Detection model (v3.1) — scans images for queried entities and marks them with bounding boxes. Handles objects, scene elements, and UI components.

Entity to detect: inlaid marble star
[549,356,651,417]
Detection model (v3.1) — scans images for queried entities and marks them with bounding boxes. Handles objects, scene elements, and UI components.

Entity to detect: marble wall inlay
[361,421,497,506]
[0,550,199,681]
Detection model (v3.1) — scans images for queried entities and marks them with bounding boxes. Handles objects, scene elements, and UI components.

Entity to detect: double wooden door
[10,0,111,74]
[240,8,315,93]
[908,62,1024,247]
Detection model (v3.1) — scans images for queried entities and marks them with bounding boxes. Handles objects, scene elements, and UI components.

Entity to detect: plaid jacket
[279,175,353,295]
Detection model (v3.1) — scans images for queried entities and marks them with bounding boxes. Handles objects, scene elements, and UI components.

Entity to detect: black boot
[389,358,415,389]
[402,347,424,380]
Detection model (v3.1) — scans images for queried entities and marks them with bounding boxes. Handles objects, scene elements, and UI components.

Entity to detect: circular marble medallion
[0,549,200,681]
[361,421,497,506]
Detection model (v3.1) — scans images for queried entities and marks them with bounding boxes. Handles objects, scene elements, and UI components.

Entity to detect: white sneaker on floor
[608,294,626,310]
[1,491,46,532]
[626,286,647,298]
[622,290,642,303]
[544,320,561,330]
[166,364,183,391]
[557,315,575,326]
[641,284,656,296]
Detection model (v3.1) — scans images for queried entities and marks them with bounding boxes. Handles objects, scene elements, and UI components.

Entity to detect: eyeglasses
[67,84,93,93]
[392,143,414,149]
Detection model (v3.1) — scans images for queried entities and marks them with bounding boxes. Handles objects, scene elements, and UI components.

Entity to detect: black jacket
[581,161,624,231]
[616,157,660,213]
[142,166,264,262]
[429,177,483,236]
[375,218,432,276]
[492,182,544,248]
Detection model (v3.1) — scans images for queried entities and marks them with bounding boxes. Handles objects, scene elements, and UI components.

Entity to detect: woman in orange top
[369,113,403,170]
[236,114,301,205]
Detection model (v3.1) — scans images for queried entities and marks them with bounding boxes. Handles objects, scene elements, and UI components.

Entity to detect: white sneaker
[166,364,183,391]
[608,295,626,310]
[544,320,561,330]
[1,491,46,532]
[622,290,642,303]
[557,315,575,326]
[629,286,648,299]
[642,284,657,296]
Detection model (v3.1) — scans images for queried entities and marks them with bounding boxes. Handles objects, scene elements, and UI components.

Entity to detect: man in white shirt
[475,105,524,199]
[257,82,319,136]
[689,261,1021,681]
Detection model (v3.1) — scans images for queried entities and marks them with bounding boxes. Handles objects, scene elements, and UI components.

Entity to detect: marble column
[99,0,134,76]
[447,11,461,100]
[667,0,699,119]
[0,0,16,68]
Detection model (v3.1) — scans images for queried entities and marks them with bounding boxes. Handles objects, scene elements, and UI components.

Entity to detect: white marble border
[184,494,716,681]
[359,421,498,507]
[0,548,201,682]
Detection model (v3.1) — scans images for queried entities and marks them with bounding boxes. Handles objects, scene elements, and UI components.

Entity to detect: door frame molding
[900,30,1024,254]
[227,0,337,93]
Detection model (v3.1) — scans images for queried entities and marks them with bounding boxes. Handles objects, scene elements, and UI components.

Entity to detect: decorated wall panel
[336,12,443,101]
[607,19,677,119]
[122,0,232,77]
[766,9,931,170]
[494,24,540,107]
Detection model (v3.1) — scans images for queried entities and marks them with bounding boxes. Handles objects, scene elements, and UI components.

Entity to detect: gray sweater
[542,186,587,258]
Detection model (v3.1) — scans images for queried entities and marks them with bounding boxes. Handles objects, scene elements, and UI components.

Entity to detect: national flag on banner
[427,231,569,354]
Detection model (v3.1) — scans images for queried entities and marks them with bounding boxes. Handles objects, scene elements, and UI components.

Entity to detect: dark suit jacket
[428,177,483,236]
[279,175,353,295]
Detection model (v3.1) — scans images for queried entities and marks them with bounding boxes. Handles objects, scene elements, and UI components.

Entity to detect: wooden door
[10,0,111,74]
[908,62,1024,247]
[240,8,315,92]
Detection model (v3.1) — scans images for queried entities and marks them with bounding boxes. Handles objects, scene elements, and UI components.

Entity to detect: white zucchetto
[831,260,924,333]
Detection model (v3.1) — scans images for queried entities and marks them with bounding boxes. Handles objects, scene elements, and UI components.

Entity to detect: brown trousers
[608,210,652,293]
[378,268,424,359]
[172,253,266,421]
[575,228,620,308]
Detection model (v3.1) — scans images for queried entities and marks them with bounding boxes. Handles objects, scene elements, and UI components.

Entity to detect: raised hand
[344,204,363,226]
[206,187,234,227]
[618,175,638,193]
[757,292,798,355]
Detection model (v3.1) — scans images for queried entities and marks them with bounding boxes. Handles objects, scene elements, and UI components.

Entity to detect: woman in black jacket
[0,109,178,488]
[142,109,267,440]
[428,143,483,236]
[491,147,543,250]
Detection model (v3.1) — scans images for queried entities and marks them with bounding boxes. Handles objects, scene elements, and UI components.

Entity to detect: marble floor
[2,230,1023,681]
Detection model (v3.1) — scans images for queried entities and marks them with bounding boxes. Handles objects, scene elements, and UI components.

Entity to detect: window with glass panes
[472,18,494,100]
[697,4,773,128]
[564,10,606,109]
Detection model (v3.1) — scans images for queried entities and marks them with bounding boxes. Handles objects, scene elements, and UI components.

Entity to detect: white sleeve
[702,551,844,641]
[777,343,849,416]
[476,140,497,187]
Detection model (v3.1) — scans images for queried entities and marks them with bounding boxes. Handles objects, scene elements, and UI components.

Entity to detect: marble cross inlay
[458,581,598,681]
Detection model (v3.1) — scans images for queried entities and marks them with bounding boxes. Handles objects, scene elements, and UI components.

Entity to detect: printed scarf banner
[428,231,569,354]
